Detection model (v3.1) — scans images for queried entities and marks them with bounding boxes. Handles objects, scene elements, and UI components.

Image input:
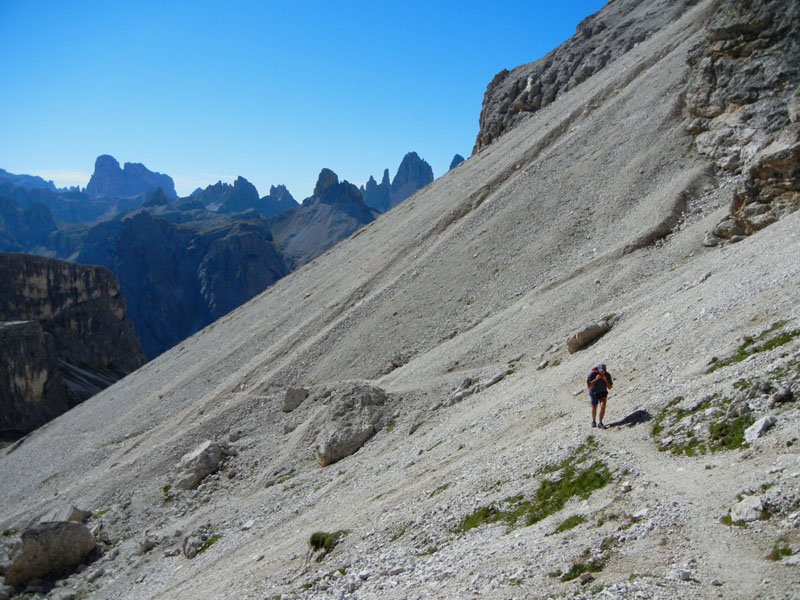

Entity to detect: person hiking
[587,363,613,429]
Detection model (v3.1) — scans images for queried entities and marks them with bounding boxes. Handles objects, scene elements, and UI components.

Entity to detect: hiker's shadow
[606,409,651,428]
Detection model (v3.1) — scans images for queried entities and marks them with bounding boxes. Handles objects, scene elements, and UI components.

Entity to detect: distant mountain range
[0,151,459,358]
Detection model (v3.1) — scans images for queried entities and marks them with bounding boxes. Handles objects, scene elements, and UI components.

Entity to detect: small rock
[670,568,692,581]
[771,388,794,406]
[241,519,255,531]
[579,572,594,585]
[538,360,549,370]
[358,570,371,580]
[711,579,723,586]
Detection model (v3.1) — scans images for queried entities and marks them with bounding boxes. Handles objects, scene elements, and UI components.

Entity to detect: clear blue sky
[0,0,605,200]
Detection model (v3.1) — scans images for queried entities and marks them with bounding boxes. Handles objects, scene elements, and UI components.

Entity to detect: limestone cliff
[473,0,696,153]
[0,253,145,436]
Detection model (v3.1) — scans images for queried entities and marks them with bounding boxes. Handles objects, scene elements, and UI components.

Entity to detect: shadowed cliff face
[0,253,145,436]
[361,152,434,213]
[60,210,290,359]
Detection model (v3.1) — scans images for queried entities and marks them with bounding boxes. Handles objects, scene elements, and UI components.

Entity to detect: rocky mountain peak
[85,154,177,199]
[313,168,340,197]
[449,154,465,170]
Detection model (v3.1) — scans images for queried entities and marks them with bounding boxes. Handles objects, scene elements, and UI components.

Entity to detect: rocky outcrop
[361,153,434,213]
[473,0,694,153]
[685,0,800,245]
[261,185,298,216]
[85,155,177,199]
[389,152,434,207]
[0,253,145,435]
[361,169,391,213]
[0,321,67,437]
[449,154,465,170]
[194,178,298,217]
[269,169,377,267]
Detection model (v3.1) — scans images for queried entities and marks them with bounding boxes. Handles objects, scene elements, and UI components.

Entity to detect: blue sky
[0,0,605,200]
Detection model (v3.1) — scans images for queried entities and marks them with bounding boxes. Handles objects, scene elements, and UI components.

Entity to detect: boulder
[567,321,613,353]
[730,495,764,522]
[312,383,388,467]
[2,522,95,585]
[282,388,309,413]
[173,440,237,490]
[42,505,92,524]
[744,415,777,444]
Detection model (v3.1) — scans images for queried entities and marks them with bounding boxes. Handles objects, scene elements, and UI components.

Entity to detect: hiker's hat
[598,363,606,372]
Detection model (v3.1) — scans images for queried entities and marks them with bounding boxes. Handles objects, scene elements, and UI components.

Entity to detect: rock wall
[0,253,146,435]
[683,0,800,245]
[0,321,67,437]
[472,0,697,153]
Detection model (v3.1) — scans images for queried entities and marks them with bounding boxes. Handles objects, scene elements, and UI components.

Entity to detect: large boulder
[567,320,614,354]
[1,522,95,585]
[312,383,389,467]
[173,440,238,490]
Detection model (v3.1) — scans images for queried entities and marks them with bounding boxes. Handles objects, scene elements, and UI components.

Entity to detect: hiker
[587,363,613,429]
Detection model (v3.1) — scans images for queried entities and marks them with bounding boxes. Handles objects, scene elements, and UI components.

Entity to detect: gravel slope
[1,1,799,598]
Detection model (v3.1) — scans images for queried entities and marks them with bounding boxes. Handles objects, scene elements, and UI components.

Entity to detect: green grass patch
[766,544,794,561]
[386,420,396,433]
[309,530,346,561]
[162,484,175,503]
[198,534,221,554]
[429,483,450,498]
[720,514,747,528]
[560,558,606,581]
[456,438,611,533]
[2,528,18,537]
[708,415,754,451]
[553,514,586,534]
[708,322,800,373]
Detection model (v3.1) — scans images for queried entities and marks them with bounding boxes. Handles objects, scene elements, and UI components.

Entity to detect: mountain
[361,152,434,212]
[49,205,291,359]
[1,2,799,598]
[85,154,178,199]
[0,196,57,251]
[0,253,145,437]
[449,153,465,170]
[0,168,57,192]
[269,168,378,267]
[195,177,298,217]
[389,151,433,206]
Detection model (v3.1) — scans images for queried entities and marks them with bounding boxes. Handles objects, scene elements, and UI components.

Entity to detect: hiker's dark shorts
[590,392,608,406]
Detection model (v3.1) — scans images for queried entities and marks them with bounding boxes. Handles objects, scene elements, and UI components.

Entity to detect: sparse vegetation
[162,484,175,503]
[708,415,754,451]
[560,557,605,581]
[707,322,800,373]
[2,528,17,536]
[309,530,347,561]
[198,534,221,554]
[430,483,450,498]
[766,543,794,561]
[552,514,586,534]
[456,438,612,533]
